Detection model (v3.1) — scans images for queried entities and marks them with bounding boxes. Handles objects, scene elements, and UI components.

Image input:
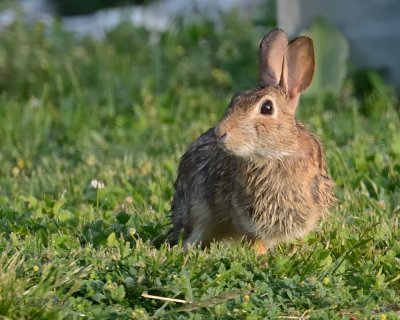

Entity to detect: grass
[0,8,399,320]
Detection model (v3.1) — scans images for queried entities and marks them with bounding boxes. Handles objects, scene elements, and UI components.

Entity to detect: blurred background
[2,0,400,90]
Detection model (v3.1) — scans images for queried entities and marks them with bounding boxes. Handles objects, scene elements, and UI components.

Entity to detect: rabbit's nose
[218,132,227,140]
[215,127,228,141]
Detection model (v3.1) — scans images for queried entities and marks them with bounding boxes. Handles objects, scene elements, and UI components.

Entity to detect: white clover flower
[90,179,105,189]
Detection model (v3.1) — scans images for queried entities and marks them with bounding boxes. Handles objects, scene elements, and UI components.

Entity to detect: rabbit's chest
[231,161,315,236]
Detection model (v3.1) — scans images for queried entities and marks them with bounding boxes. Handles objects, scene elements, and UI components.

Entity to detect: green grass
[0,10,399,320]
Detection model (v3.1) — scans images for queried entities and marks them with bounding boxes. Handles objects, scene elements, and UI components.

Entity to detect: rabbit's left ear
[259,29,288,87]
[280,37,315,105]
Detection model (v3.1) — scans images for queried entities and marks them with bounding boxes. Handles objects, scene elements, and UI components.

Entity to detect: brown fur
[169,29,335,250]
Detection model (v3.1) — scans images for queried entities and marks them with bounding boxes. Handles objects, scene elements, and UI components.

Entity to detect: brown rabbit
[169,29,335,252]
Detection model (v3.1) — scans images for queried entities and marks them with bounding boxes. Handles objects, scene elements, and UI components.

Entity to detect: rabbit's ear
[259,29,288,87]
[281,36,315,105]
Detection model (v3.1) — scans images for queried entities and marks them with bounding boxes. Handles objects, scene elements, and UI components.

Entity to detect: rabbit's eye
[260,100,274,115]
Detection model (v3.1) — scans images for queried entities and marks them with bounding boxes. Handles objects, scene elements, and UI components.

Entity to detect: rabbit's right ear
[259,29,288,87]
[280,36,315,108]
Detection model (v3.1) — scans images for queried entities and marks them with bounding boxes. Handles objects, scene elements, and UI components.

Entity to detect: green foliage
[0,9,399,320]
[305,18,350,97]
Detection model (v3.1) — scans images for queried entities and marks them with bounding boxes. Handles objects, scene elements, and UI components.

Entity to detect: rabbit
[169,28,335,252]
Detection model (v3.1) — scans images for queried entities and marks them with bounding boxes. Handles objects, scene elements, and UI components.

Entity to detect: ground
[0,10,399,320]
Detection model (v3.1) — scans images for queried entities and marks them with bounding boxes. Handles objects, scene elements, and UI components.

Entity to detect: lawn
[0,8,399,320]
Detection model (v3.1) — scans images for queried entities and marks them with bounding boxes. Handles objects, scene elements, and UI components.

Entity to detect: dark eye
[260,100,274,115]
